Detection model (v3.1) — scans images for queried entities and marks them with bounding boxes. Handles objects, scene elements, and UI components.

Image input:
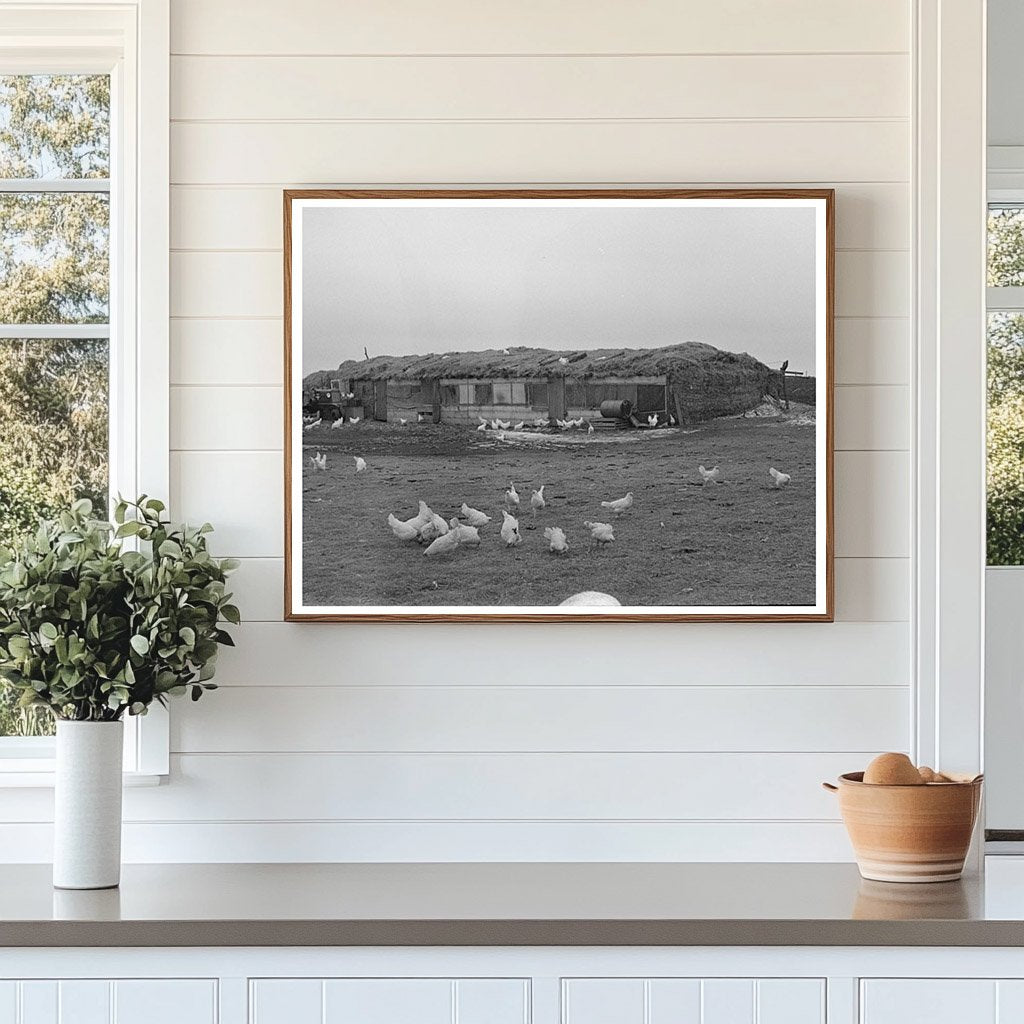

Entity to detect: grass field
[300,414,817,609]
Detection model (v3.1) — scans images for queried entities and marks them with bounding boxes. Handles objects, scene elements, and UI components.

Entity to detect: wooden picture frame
[284,189,834,622]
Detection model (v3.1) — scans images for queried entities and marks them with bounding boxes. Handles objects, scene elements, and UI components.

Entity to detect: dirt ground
[300,415,817,609]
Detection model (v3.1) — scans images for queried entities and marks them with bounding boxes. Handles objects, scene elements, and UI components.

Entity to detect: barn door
[374,380,387,421]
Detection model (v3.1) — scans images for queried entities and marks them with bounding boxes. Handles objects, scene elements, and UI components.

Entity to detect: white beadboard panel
[121,751,862,821]
[834,318,910,386]
[323,980,451,1024]
[170,121,909,186]
[170,249,908,321]
[170,320,283,386]
[59,980,110,1022]
[171,183,909,252]
[171,54,908,122]
[230,556,906,624]
[171,685,909,754]
[18,982,56,1023]
[0,983,12,1024]
[171,452,283,557]
[211,621,910,687]
[833,558,909,622]
[834,385,910,451]
[563,979,644,1024]
[648,980,702,1023]
[114,981,218,1024]
[171,252,280,317]
[171,385,282,451]
[860,981,997,1024]
[834,250,909,319]
[170,0,910,56]
[834,451,910,558]
[757,980,826,1024]
[0,820,857,863]
[457,981,530,1024]
[250,980,323,1024]
[701,980,754,1024]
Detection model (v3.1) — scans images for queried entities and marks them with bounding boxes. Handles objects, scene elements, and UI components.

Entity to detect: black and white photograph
[285,191,833,621]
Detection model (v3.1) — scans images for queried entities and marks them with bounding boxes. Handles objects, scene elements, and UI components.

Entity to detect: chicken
[422,512,449,539]
[387,513,419,541]
[557,418,572,430]
[558,356,569,366]
[647,414,659,428]
[496,419,511,430]
[354,456,367,473]
[699,465,721,485]
[600,492,633,515]
[500,510,523,547]
[309,451,326,472]
[417,520,442,544]
[330,417,344,430]
[572,418,584,428]
[544,525,569,554]
[505,482,520,508]
[448,517,481,545]
[587,422,594,435]
[423,530,461,557]
[583,520,616,547]
[530,485,546,515]
[399,417,408,426]
[559,590,620,606]
[408,500,434,529]
[461,503,492,528]
[490,419,501,430]
[349,416,361,424]
[476,421,488,432]
[769,467,791,489]
[302,417,322,432]
[501,348,511,356]
[513,421,525,431]
[533,417,548,428]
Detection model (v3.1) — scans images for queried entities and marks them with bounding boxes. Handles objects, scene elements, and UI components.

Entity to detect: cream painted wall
[3,0,915,861]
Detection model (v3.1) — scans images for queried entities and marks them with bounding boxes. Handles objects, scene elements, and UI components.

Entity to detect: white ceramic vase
[53,720,124,890]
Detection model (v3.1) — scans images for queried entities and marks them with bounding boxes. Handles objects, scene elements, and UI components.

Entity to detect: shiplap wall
[3,0,915,861]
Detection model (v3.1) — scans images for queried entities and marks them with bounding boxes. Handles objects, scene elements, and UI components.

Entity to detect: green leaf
[130,634,150,656]
[220,604,240,625]
[39,622,58,641]
[158,539,183,559]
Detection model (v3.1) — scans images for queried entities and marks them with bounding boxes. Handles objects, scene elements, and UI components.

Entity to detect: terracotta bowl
[823,772,983,883]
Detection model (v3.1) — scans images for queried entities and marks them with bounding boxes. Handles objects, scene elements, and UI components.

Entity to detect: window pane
[987,312,1024,565]
[0,192,109,323]
[0,75,109,179]
[988,206,1024,287]
[0,338,108,738]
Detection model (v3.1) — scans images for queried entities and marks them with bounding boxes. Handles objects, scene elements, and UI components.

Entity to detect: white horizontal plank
[170,120,909,185]
[834,318,909,385]
[834,451,910,558]
[0,820,857,862]
[835,250,909,318]
[228,556,909,623]
[170,250,909,321]
[171,684,909,754]
[833,557,909,621]
[171,54,908,121]
[170,319,284,386]
[170,0,910,56]
[211,621,909,687]
[171,385,282,450]
[118,751,861,820]
[834,385,909,450]
[171,451,283,556]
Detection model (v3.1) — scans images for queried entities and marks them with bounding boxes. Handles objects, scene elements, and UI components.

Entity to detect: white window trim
[0,0,169,783]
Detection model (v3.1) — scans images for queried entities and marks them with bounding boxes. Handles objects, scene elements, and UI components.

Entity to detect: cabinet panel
[58,982,110,1024]
[861,981,997,1024]
[563,980,645,1023]
[0,983,15,1024]
[323,980,451,1024]
[757,980,825,1024]
[113,981,217,1024]
[648,980,702,1022]
[455,980,529,1024]
[251,979,322,1024]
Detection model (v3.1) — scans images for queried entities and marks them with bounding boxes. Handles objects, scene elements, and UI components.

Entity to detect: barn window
[493,381,527,405]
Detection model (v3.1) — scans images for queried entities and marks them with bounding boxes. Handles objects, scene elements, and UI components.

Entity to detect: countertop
[5,861,1024,947]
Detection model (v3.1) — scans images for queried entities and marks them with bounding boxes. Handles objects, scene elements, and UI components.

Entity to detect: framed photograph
[284,189,833,622]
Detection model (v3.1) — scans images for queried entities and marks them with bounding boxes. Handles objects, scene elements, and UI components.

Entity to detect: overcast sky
[301,202,818,376]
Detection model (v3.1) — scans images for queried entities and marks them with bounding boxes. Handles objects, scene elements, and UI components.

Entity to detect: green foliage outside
[0,497,238,723]
[0,75,111,735]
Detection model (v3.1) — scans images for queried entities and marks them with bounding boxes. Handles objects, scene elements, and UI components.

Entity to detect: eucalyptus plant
[0,496,239,722]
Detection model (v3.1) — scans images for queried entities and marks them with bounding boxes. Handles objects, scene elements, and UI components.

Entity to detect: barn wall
[0,2,913,862]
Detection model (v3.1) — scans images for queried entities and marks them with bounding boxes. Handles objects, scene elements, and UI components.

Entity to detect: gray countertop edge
[3,919,1023,948]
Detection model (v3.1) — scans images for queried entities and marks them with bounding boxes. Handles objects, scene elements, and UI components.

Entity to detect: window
[0,3,169,778]
[492,380,527,405]
[986,205,1024,564]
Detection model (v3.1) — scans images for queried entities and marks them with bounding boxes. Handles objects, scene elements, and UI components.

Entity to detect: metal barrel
[599,399,633,419]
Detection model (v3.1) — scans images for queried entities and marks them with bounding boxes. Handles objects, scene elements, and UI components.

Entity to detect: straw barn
[305,342,773,426]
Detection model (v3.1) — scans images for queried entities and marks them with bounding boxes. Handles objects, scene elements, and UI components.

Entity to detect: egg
[863,752,925,786]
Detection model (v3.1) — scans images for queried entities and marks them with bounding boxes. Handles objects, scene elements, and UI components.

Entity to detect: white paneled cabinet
[860,979,1024,1024]
[0,980,216,1024]
[249,979,529,1024]
[563,978,824,1024]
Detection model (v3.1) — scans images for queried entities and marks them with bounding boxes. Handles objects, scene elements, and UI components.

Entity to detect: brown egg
[863,752,926,786]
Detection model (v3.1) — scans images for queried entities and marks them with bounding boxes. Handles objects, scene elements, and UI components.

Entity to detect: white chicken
[587,422,595,435]
[399,417,408,426]
[423,530,461,557]
[490,419,501,430]
[427,512,450,537]
[408,500,434,530]
[476,421,488,432]
[513,421,525,431]
[495,419,511,430]
[544,525,569,554]
[500,510,523,547]
[699,465,722,485]
[461,503,492,528]
[303,417,322,432]
[557,418,572,430]
[533,417,548,428]
[583,520,615,547]
[600,492,634,515]
[559,590,620,606]
[330,417,344,430]
[647,414,659,428]
[505,482,520,508]
[354,456,367,473]
[387,513,419,541]
[309,450,327,472]
[769,467,791,489]
[349,416,361,425]
[448,517,481,546]
[558,356,569,366]
[530,485,546,515]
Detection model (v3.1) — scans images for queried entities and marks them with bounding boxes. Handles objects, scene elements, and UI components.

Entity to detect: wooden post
[780,360,789,410]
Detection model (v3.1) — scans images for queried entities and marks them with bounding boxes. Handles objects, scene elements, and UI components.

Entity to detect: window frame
[0,0,169,783]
